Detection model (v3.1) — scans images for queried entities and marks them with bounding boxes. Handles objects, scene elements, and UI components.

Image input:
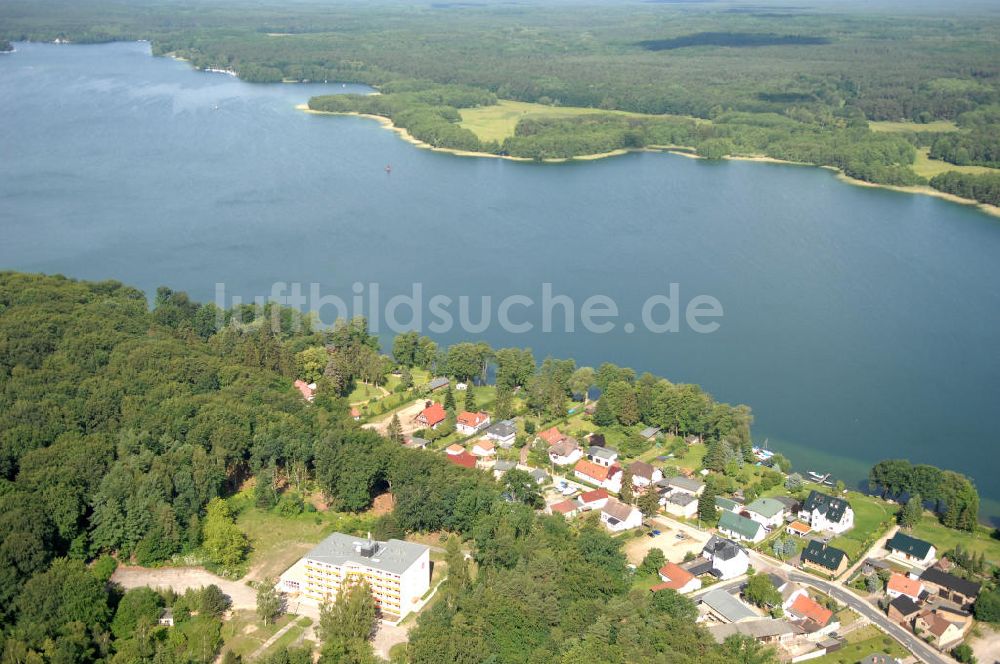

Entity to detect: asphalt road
[787,571,951,664]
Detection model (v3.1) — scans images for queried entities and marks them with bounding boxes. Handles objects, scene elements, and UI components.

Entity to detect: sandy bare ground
[112,566,256,609]
[970,625,1000,664]
[364,399,427,436]
[372,621,411,660]
[623,516,711,565]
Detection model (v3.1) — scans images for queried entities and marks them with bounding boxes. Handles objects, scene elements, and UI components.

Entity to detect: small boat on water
[385,164,392,174]
[807,471,831,484]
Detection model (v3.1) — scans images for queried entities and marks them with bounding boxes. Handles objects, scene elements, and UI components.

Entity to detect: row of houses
[884,552,981,651]
[545,488,644,532]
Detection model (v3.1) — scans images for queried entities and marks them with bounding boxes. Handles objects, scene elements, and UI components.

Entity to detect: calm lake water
[3,41,999,520]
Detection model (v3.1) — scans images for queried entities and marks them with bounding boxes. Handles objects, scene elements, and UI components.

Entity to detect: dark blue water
[2,42,999,520]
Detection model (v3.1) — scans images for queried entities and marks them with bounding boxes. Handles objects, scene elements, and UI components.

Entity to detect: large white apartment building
[278,533,430,619]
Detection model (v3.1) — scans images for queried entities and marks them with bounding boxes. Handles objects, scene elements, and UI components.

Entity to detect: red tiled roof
[418,402,446,426]
[888,573,922,599]
[445,444,465,455]
[350,406,361,418]
[294,379,314,399]
[657,562,696,591]
[472,439,495,454]
[788,521,811,534]
[458,411,488,427]
[550,499,578,515]
[579,488,609,504]
[448,451,477,469]
[575,458,613,482]
[789,594,833,627]
[538,426,565,445]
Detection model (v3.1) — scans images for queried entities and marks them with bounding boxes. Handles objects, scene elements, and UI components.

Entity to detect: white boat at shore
[203,67,238,77]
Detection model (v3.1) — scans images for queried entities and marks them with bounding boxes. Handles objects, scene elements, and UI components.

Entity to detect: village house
[350,406,361,421]
[787,594,838,637]
[885,532,936,568]
[278,532,430,619]
[779,581,809,611]
[627,460,663,489]
[919,567,981,609]
[913,609,965,649]
[456,411,491,435]
[744,498,786,529]
[700,536,750,580]
[886,573,924,602]
[800,540,848,577]
[708,619,798,646]
[638,426,661,441]
[415,402,446,429]
[492,460,515,479]
[403,436,429,450]
[426,376,449,391]
[663,475,705,497]
[573,458,623,493]
[663,491,698,518]
[785,521,811,537]
[537,426,566,446]
[158,608,174,627]
[586,445,618,467]
[448,450,477,469]
[485,419,517,448]
[654,562,702,594]
[528,468,549,485]
[547,499,580,518]
[698,589,758,624]
[548,438,583,466]
[718,510,766,543]
[471,439,496,458]
[294,379,316,401]
[600,498,643,532]
[577,488,610,511]
[445,443,465,456]
[715,496,741,513]
[887,595,922,625]
[798,490,854,534]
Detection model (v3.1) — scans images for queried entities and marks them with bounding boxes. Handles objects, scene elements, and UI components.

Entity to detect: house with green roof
[800,540,848,577]
[718,509,765,543]
[715,496,740,513]
[886,532,936,568]
[744,498,787,529]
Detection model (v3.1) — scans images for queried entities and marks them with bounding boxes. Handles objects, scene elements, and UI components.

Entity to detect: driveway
[624,516,710,565]
[112,566,256,610]
[364,399,426,436]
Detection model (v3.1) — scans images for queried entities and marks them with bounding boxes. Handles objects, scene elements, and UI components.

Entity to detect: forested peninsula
[4,0,1000,208]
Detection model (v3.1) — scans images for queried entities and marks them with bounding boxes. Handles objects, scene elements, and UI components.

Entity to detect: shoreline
[298,104,1000,217]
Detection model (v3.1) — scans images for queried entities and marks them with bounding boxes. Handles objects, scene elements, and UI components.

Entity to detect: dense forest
[2,0,999,202]
[0,272,763,663]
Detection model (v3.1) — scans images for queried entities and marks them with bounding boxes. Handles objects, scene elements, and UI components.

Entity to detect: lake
[2,41,999,521]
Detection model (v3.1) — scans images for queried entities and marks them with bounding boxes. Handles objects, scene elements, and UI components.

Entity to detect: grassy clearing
[260,617,313,658]
[807,624,908,664]
[221,610,297,659]
[869,119,958,133]
[910,515,1000,566]
[458,100,698,143]
[828,492,894,560]
[233,494,377,581]
[911,148,998,178]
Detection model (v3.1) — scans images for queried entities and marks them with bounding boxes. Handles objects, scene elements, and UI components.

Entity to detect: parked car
[647,529,662,538]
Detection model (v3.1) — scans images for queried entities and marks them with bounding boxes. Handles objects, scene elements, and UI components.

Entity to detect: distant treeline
[311,89,924,187]
[637,31,831,51]
[929,172,1000,207]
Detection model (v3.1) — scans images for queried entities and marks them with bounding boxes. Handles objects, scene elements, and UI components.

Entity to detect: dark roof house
[801,540,847,573]
[801,490,850,523]
[886,532,934,560]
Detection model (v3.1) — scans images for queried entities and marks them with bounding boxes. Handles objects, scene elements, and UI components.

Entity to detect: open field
[869,120,958,133]
[235,497,377,582]
[220,610,299,660]
[805,624,908,664]
[458,100,648,142]
[911,149,999,179]
[911,515,1000,566]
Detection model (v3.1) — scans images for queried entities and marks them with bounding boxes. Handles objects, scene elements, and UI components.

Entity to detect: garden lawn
[828,492,894,560]
[805,625,907,664]
[220,610,297,660]
[910,515,1000,566]
[458,100,659,143]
